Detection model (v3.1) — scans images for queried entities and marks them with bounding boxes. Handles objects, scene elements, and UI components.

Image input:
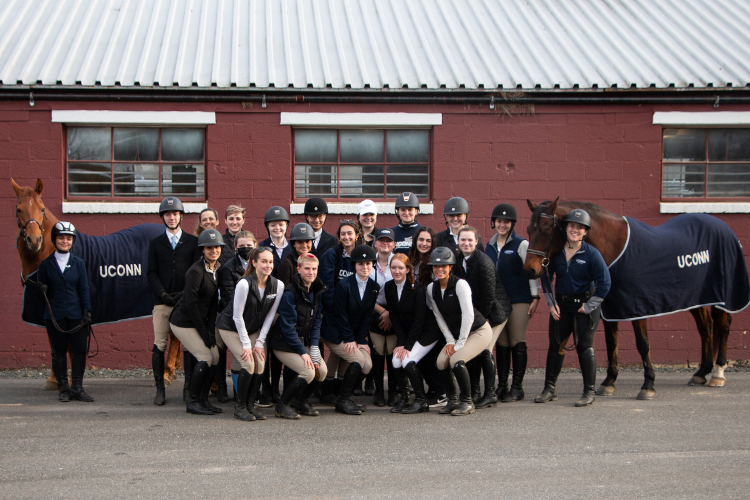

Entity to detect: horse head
[12,178,50,253]
[523,197,567,279]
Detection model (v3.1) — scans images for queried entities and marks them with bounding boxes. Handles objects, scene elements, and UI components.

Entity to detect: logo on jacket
[266,293,277,300]
[677,250,709,268]
[575,258,586,264]
[504,250,514,255]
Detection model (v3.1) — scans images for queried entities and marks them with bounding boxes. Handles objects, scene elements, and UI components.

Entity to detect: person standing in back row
[391,192,423,255]
[435,197,484,257]
[304,197,338,257]
[147,196,200,407]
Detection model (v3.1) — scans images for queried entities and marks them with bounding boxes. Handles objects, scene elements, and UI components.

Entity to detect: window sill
[660,202,750,214]
[289,202,434,215]
[62,201,208,214]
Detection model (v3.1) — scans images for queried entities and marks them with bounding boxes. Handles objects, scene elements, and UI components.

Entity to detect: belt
[555,289,594,304]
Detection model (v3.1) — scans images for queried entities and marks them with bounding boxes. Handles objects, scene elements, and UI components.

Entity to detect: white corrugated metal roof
[0,0,748,91]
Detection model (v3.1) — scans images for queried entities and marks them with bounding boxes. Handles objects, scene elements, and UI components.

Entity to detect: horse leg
[164,332,182,386]
[688,307,714,386]
[708,308,731,387]
[596,320,618,396]
[633,319,656,400]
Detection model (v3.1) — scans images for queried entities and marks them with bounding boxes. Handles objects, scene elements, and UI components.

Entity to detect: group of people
[38,191,611,417]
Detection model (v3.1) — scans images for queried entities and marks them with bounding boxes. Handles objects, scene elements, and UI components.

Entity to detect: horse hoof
[596,385,615,396]
[636,389,656,400]
[708,377,725,387]
[688,376,707,386]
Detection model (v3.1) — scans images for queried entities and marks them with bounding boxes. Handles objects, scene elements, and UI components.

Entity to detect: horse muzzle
[25,234,43,252]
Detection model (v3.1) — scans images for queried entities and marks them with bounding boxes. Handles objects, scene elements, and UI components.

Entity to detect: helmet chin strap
[162,214,182,230]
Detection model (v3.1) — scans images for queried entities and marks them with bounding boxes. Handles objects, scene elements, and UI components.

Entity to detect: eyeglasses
[339,219,358,226]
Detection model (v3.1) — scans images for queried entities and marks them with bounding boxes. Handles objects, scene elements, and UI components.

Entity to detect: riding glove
[159,291,176,307]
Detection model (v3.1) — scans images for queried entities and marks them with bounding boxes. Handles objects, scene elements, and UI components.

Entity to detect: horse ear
[548,196,559,213]
[527,200,537,212]
[11,178,22,197]
[34,178,43,195]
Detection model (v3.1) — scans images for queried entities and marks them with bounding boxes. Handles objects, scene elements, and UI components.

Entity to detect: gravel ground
[2,359,748,379]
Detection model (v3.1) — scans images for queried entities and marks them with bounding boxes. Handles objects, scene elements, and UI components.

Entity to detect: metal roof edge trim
[653,111,750,126]
[51,110,216,125]
[280,112,442,127]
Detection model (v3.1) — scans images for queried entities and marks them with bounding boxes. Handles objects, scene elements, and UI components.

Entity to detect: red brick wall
[2,100,749,370]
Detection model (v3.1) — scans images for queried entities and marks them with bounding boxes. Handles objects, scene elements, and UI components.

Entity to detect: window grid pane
[294,129,429,200]
[66,127,205,200]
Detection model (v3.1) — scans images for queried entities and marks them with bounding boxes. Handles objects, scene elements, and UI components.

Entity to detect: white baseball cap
[358,199,378,215]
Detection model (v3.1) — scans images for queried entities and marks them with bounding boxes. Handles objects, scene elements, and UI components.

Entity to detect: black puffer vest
[432,275,486,340]
[215,274,280,333]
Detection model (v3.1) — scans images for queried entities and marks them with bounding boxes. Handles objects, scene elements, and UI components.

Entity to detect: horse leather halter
[526,211,559,267]
[16,204,46,239]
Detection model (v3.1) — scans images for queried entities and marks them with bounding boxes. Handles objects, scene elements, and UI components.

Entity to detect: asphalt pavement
[1,371,749,499]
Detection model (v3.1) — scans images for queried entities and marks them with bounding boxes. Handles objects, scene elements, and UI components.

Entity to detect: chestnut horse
[523,198,733,400]
[12,178,183,389]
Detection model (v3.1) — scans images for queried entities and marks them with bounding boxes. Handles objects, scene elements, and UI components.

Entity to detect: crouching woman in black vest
[37,222,93,402]
[269,253,328,419]
[216,247,284,421]
[427,247,493,416]
[322,245,379,415]
[169,229,225,415]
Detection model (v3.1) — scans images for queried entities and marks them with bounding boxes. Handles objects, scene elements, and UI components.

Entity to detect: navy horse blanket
[601,214,750,321]
[22,223,164,327]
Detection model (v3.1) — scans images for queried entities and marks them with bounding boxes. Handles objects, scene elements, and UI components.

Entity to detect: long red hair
[390,253,415,286]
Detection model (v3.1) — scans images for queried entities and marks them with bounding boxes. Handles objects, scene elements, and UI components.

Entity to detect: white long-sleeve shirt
[232,279,285,349]
[426,279,475,351]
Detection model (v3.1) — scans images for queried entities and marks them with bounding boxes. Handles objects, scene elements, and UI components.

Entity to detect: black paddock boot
[293,378,321,417]
[336,363,363,415]
[52,352,71,403]
[389,367,409,413]
[152,345,166,406]
[364,370,376,396]
[234,369,255,421]
[319,378,339,406]
[474,350,497,409]
[438,368,459,415]
[276,376,308,420]
[371,352,386,407]
[182,350,196,403]
[200,365,223,414]
[503,342,527,403]
[246,373,266,420]
[575,347,597,407]
[186,362,214,415]
[495,345,511,400]
[215,347,229,403]
[70,353,94,402]
[386,354,400,407]
[535,349,565,403]
[451,361,475,416]
[270,352,283,404]
[402,362,429,414]
[468,358,482,403]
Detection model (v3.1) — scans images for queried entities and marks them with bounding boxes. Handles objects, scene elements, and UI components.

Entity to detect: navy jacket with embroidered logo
[37,252,91,321]
[485,231,534,304]
[321,274,380,345]
[269,274,326,355]
[391,221,422,255]
[318,244,353,313]
[542,241,611,299]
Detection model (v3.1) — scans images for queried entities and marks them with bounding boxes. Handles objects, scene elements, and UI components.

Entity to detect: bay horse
[12,178,183,389]
[523,198,734,400]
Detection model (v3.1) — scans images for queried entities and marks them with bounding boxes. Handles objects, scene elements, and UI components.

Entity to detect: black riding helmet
[394,192,420,223]
[428,246,456,266]
[564,209,592,230]
[491,203,517,229]
[444,197,470,215]
[350,244,377,263]
[159,196,185,215]
[198,228,226,247]
[304,197,328,215]
[264,206,290,230]
[290,223,315,241]
[51,221,77,249]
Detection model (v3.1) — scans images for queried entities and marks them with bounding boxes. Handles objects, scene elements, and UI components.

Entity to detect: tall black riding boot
[386,354,401,406]
[468,358,482,403]
[535,349,565,403]
[258,357,273,407]
[246,373,266,420]
[402,362,429,414]
[371,351,386,407]
[575,347,597,407]
[474,349,497,409]
[293,378,321,417]
[451,361,475,416]
[282,365,297,394]
[336,362,364,415]
[364,370,376,396]
[70,353,94,402]
[215,347,229,403]
[503,342,527,403]
[234,369,255,421]
[152,345,166,406]
[200,365,223,413]
[495,345,511,400]
[270,351,283,404]
[182,350,196,403]
[276,376,308,420]
[389,367,409,413]
[438,368,459,415]
[319,378,338,406]
[187,361,213,415]
[352,371,365,396]
[52,351,70,402]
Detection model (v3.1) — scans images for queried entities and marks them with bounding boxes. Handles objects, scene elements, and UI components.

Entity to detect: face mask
[237,247,253,261]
